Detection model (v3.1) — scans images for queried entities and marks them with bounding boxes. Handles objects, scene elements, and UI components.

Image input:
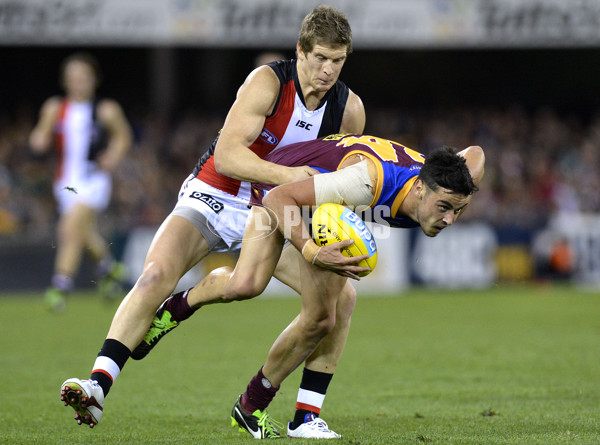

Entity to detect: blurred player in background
[254,51,287,67]
[60,6,365,437]
[29,52,132,311]
[148,134,485,438]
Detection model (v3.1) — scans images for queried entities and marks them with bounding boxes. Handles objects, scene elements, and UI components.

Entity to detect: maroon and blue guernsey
[251,134,426,228]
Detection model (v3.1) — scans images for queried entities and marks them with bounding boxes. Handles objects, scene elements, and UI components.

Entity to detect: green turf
[1,285,598,444]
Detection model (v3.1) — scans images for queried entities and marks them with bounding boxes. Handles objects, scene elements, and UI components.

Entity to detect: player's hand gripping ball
[311,203,377,277]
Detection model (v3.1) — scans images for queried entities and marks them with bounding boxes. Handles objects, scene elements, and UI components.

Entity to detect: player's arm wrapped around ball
[310,203,377,277]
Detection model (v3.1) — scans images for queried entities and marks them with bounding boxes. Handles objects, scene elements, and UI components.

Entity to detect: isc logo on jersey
[311,203,377,277]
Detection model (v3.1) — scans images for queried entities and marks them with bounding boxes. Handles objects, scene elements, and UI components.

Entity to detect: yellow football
[311,203,377,277]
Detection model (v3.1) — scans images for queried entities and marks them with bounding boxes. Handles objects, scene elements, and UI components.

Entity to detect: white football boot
[287,414,341,439]
[60,378,105,428]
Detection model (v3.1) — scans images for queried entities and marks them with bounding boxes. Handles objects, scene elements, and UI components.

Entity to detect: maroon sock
[241,367,279,413]
[164,289,195,322]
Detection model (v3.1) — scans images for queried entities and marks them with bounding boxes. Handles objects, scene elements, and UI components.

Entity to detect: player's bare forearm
[29,128,52,154]
[262,178,316,252]
[213,65,312,185]
[29,97,61,154]
[215,145,315,185]
[98,137,130,172]
[97,100,133,171]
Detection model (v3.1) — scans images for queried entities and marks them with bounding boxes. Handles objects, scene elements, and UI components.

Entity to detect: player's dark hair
[418,146,478,196]
[59,52,103,86]
[298,5,353,55]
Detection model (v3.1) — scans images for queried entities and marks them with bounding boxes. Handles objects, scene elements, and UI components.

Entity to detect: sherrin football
[311,203,377,277]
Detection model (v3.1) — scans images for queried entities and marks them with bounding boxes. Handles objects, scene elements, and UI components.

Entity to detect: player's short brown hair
[298,5,353,55]
[59,52,103,86]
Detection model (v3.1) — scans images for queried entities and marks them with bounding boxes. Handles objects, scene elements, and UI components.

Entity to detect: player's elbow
[120,128,134,152]
[29,132,48,154]
[213,150,235,177]
[213,151,225,174]
[261,189,276,208]
[30,142,49,155]
[471,146,485,185]
[469,145,485,165]
[463,145,485,186]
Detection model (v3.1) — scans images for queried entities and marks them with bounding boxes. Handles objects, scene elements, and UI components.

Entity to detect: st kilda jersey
[250,134,426,229]
[192,59,350,197]
[53,98,108,182]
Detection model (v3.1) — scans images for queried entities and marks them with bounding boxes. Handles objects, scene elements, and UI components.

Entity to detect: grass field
[1,285,598,444]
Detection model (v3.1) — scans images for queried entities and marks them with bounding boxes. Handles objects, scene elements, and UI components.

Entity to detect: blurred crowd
[368,105,600,233]
[1,103,599,244]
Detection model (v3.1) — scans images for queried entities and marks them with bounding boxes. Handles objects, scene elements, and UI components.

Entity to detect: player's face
[63,61,97,101]
[416,186,471,237]
[299,44,347,93]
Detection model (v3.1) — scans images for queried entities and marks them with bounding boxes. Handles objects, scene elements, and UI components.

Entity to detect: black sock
[292,368,333,428]
[90,339,131,397]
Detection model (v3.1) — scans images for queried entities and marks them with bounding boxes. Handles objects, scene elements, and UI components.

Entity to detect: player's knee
[56,223,70,242]
[136,261,178,296]
[223,274,264,302]
[301,310,337,341]
[318,314,337,336]
[337,283,357,322]
[57,216,82,242]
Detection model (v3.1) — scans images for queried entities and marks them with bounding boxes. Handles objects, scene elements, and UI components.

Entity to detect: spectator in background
[29,52,133,311]
[0,165,18,234]
[254,51,286,67]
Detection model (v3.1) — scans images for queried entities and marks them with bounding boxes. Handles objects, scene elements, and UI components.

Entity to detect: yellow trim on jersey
[323,133,352,141]
[337,151,383,208]
[390,176,418,217]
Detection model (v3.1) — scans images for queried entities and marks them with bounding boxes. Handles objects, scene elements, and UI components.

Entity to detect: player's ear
[296,44,304,60]
[414,179,425,200]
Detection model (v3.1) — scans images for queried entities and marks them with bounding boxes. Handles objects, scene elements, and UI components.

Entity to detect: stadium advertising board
[543,214,600,285]
[2,0,600,48]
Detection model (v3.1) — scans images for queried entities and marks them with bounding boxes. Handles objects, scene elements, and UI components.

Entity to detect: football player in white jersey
[30,52,132,311]
[59,6,365,438]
